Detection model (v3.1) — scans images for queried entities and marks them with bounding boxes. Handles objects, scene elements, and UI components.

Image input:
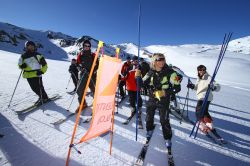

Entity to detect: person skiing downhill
[68,58,79,92]
[18,41,49,105]
[187,65,224,141]
[76,40,98,111]
[135,53,181,162]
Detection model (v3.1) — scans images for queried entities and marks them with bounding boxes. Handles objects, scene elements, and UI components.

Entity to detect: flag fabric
[79,55,122,143]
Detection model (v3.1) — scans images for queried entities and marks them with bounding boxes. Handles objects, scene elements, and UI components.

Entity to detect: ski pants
[196,100,212,120]
[118,80,126,97]
[77,70,96,104]
[146,97,172,140]
[27,77,48,100]
[71,72,79,90]
[128,90,142,109]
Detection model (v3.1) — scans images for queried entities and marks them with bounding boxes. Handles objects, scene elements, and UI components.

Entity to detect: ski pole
[38,76,45,112]
[135,0,142,141]
[8,70,23,108]
[66,71,85,111]
[66,76,71,89]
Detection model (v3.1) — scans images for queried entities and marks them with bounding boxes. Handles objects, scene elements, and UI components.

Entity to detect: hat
[83,40,91,47]
[25,41,36,48]
[132,56,138,61]
[197,64,206,71]
[126,56,131,60]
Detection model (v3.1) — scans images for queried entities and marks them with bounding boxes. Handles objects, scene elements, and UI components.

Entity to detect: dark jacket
[141,65,181,99]
[76,50,98,72]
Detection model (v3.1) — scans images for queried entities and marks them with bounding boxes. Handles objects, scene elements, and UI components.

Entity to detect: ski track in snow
[1,50,250,166]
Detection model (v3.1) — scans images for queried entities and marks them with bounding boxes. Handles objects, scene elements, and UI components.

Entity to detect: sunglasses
[84,45,91,48]
[155,57,165,61]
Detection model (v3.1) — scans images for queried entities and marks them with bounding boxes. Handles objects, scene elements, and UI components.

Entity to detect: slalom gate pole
[110,48,120,153]
[8,70,23,108]
[135,0,141,141]
[66,41,103,166]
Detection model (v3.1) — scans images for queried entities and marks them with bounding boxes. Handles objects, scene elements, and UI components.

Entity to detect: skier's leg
[38,77,48,100]
[145,100,157,138]
[27,77,40,97]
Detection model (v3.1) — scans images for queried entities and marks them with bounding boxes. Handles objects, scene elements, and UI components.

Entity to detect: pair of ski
[50,107,92,125]
[170,107,227,145]
[135,125,175,166]
[122,111,143,129]
[51,113,91,125]
[14,94,61,115]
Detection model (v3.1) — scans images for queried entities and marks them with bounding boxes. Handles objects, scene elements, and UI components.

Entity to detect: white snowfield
[0,46,250,166]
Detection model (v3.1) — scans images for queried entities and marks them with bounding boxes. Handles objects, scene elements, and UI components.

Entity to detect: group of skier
[15,39,222,164]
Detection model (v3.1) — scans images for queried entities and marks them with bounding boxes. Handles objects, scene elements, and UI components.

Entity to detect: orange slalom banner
[79,55,122,143]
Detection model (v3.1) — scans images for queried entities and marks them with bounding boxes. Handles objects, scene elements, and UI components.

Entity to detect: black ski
[15,94,61,115]
[51,112,76,125]
[66,91,76,95]
[122,111,136,125]
[135,125,156,165]
[82,117,92,123]
[51,106,92,125]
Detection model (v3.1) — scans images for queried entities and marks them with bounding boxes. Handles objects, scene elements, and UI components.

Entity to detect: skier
[186,65,224,141]
[18,41,49,105]
[122,56,143,127]
[139,57,150,95]
[68,58,79,92]
[135,53,181,162]
[119,56,131,99]
[76,40,98,111]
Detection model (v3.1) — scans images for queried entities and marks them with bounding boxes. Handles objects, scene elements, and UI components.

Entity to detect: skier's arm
[37,55,48,74]
[18,56,27,69]
[165,72,181,94]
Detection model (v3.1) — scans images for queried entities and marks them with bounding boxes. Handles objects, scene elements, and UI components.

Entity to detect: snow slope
[0,49,250,166]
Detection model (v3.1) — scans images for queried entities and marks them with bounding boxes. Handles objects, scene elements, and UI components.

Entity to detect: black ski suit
[68,64,79,91]
[76,50,98,103]
[140,65,181,140]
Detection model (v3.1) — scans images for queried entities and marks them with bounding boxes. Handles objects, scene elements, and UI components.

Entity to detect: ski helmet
[25,41,36,48]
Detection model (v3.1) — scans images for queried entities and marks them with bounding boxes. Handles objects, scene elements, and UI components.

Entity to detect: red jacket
[121,61,131,76]
[123,65,140,91]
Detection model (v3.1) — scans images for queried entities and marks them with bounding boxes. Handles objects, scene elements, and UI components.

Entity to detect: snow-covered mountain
[0,22,132,61]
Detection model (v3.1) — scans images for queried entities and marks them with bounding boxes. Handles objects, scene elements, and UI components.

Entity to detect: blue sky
[0,0,249,46]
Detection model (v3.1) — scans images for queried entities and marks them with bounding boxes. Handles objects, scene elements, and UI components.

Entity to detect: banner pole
[109,48,120,155]
[66,41,104,166]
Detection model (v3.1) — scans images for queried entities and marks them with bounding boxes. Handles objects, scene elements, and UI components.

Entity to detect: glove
[208,84,217,91]
[154,90,165,101]
[135,69,141,77]
[37,70,43,76]
[20,63,27,69]
[187,83,195,89]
